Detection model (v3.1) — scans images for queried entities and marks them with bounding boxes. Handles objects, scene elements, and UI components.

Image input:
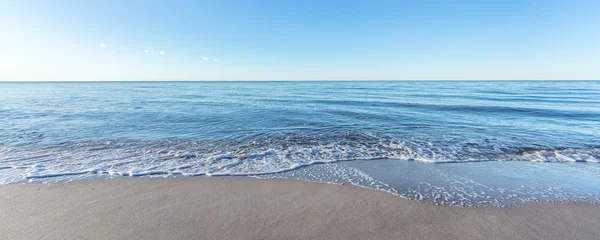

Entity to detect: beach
[2,177,599,240]
[4,0,600,238]
[1,81,600,239]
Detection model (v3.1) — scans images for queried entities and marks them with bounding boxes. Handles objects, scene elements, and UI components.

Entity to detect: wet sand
[1,177,599,240]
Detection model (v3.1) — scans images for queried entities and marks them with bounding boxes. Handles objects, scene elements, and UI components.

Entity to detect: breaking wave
[1,136,598,181]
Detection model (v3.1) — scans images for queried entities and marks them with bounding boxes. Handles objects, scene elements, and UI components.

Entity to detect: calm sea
[1,81,599,206]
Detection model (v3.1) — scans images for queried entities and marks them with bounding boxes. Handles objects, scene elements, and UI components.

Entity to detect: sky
[1,0,599,81]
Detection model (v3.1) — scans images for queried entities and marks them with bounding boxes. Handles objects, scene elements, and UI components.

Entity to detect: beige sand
[1,177,599,240]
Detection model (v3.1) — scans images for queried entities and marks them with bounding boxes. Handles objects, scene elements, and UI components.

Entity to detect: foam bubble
[0,139,598,183]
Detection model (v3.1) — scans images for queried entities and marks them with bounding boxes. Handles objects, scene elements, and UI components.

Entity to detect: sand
[1,177,599,240]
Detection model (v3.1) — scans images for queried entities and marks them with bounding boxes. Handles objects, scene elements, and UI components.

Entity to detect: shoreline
[2,177,599,240]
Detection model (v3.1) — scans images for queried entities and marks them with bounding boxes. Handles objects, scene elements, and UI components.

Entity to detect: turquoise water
[1,81,599,206]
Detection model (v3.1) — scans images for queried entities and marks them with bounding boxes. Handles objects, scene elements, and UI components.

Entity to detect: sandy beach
[1,177,598,240]
[4,0,600,238]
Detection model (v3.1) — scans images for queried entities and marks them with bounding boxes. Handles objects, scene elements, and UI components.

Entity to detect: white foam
[0,141,598,182]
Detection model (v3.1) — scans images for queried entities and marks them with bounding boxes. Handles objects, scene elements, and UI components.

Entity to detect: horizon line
[1,79,599,83]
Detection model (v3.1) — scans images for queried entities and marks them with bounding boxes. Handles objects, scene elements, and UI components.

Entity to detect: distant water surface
[1,81,599,206]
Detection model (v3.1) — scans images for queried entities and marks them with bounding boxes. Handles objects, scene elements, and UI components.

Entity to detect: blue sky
[1,0,599,80]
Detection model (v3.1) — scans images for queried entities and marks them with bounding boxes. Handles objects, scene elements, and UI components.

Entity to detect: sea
[1,81,599,207]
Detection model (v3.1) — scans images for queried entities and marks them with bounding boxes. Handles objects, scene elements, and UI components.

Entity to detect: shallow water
[1,81,599,206]
[258,160,600,207]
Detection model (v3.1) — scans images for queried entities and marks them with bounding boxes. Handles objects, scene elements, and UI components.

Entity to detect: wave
[1,138,598,182]
[256,98,600,120]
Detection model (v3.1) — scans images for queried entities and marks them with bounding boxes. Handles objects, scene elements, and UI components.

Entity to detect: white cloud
[213,58,218,62]
[100,43,106,48]
[159,50,166,55]
[144,49,149,53]
[202,57,208,61]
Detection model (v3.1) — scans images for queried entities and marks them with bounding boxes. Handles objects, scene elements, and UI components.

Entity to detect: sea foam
[1,140,598,182]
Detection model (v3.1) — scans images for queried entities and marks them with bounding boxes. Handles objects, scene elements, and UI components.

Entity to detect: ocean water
[1,81,600,206]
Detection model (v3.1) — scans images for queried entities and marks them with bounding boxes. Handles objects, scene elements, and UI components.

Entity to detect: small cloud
[213,58,218,62]
[159,50,166,55]
[202,57,208,61]
[144,49,149,53]
[100,43,106,48]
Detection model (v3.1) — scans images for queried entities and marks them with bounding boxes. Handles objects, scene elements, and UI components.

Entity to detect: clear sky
[1,0,599,81]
